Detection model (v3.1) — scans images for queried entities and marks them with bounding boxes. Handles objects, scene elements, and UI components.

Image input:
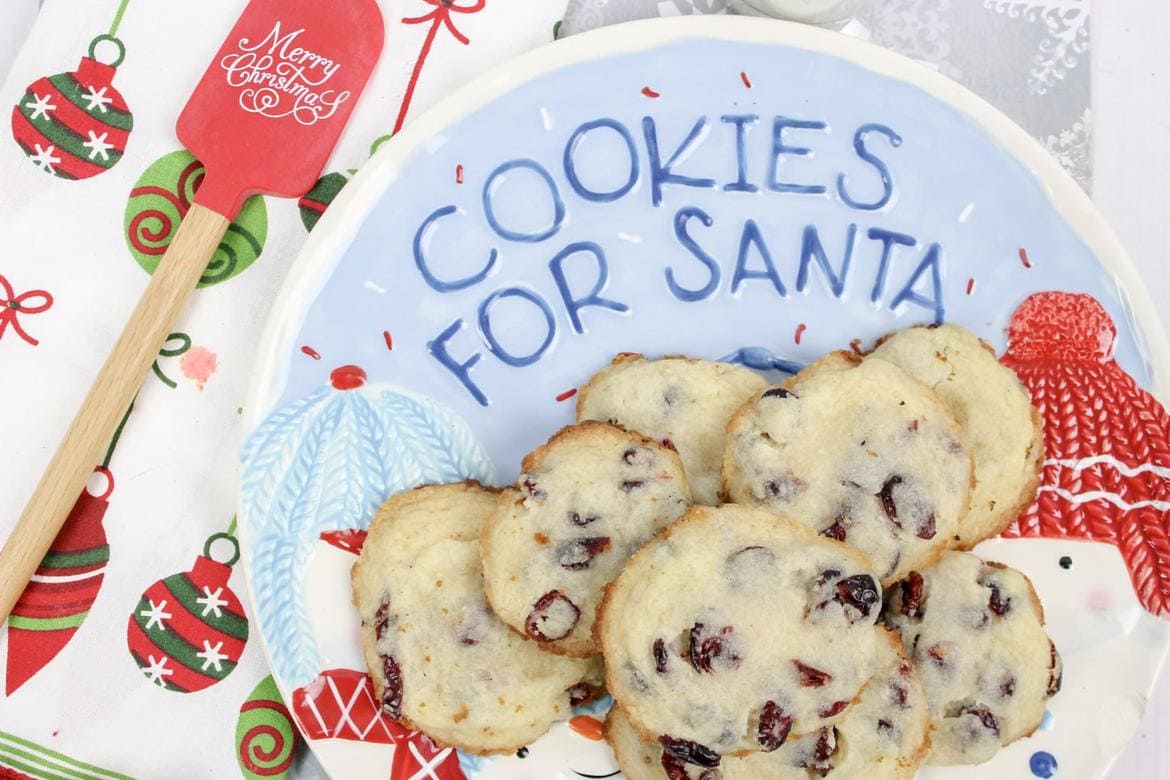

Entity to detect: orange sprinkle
[966,278,975,295]
[555,388,578,402]
[794,323,807,344]
[301,345,321,360]
[1018,248,1032,269]
[849,338,863,355]
[455,164,464,184]
[740,71,752,88]
[383,330,394,350]
[569,715,605,741]
[641,86,661,99]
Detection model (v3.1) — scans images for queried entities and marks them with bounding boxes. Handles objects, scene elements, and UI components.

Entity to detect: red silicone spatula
[0,0,383,622]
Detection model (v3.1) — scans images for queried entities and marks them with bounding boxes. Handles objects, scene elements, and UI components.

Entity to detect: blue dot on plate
[1030,750,1058,778]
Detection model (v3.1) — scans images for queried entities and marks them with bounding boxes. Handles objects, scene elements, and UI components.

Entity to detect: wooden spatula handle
[0,204,230,623]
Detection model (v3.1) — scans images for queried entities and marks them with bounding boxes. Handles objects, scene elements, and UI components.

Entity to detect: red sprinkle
[1019,248,1033,269]
[556,388,578,402]
[330,364,367,390]
[641,86,661,99]
[849,338,863,355]
[383,330,394,350]
[455,164,464,184]
[966,278,976,295]
[795,323,807,344]
[301,345,321,360]
[740,71,752,88]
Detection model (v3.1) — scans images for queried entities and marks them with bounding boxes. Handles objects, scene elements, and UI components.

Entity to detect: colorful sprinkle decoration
[640,86,660,99]
[1030,750,1058,778]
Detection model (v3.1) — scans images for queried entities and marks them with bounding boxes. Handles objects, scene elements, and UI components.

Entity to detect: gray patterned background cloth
[561,0,1092,190]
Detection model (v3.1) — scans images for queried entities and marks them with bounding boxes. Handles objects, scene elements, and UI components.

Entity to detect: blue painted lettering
[768,117,829,195]
[483,159,565,242]
[563,118,639,203]
[477,287,556,367]
[732,219,786,296]
[866,227,917,303]
[890,242,945,324]
[721,114,760,193]
[797,223,856,297]
[666,206,720,302]
[549,241,629,334]
[427,319,487,406]
[837,123,902,211]
[642,116,716,207]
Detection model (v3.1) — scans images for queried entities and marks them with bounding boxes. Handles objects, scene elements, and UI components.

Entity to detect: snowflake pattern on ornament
[857,0,961,79]
[984,0,1089,94]
[1043,107,1092,191]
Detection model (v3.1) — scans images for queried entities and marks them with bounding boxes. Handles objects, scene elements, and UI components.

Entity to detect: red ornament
[11,37,133,180]
[126,533,249,692]
[6,468,112,693]
[1001,291,1170,616]
[292,669,404,743]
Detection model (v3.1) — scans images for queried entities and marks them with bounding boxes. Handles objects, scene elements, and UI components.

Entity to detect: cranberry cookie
[351,482,596,754]
[598,504,883,766]
[883,551,1062,765]
[481,421,691,657]
[722,351,973,583]
[868,324,1044,548]
[576,354,768,505]
[606,628,930,779]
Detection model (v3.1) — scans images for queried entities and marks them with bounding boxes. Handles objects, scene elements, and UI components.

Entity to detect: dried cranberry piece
[818,700,849,718]
[381,655,403,718]
[895,571,924,618]
[688,623,741,673]
[374,598,391,641]
[660,755,688,780]
[662,437,678,452]
[757,701,792,751]
[1047,640,1063,696]
[816,569,842,587]
[915,513,936,539]
[961,705,1000,736]
[925,644,950,669]
[524,590,580,641]
[908,419,920,433]
[558,536,612,570]
[566,682,597,707]
[890,683,909,709]
[820,519,847,542]
[879,475,904,526]
[654,638,669,674]
[762,387,795,399]
[658,736,721,768]
[763,475,804,501]
[520,474,546,501]
[622,447,655,467]
[985,581,1012,616]
[834,574,880,621]
[999,675,1016,698]
[621,479,645,492]
[567,510,598,526]
[799,728,836,776]
[794,660,832,687]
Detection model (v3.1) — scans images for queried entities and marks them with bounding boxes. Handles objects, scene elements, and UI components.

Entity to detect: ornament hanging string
[88,0,134,68]
[204,516,240,567]
[101,400,134,470]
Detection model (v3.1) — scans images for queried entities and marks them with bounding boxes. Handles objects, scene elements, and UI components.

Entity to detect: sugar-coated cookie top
[577,354,768,505]
[351,482,595,754]
[599,504,883,759]
[481,421,691,657]
[723,351,973,583]
[883,551,1061,766]
[869,324,1043,548]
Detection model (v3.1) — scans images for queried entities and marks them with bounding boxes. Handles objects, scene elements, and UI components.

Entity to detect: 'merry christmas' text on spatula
[0,0,384,622]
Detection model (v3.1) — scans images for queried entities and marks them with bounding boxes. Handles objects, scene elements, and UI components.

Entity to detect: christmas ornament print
[11,36,133,180]
[1001,291,1170,617]
[240,365,495,686]
[6,468,113,694]
[298,170,352,232]
[124,150,268,287]
[126,531,248,692]
[0,272,53,347]
[291,669,403,743]
[236,675,300,780]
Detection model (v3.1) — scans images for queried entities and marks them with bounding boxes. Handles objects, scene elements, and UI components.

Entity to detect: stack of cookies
[352,323,1063,777]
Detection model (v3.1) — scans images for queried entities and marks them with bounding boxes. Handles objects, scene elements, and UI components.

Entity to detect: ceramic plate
[238,17,1170,780]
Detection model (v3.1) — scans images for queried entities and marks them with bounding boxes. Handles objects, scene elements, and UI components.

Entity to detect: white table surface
[1094,2,1170,775]
[0,1,1165,777]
